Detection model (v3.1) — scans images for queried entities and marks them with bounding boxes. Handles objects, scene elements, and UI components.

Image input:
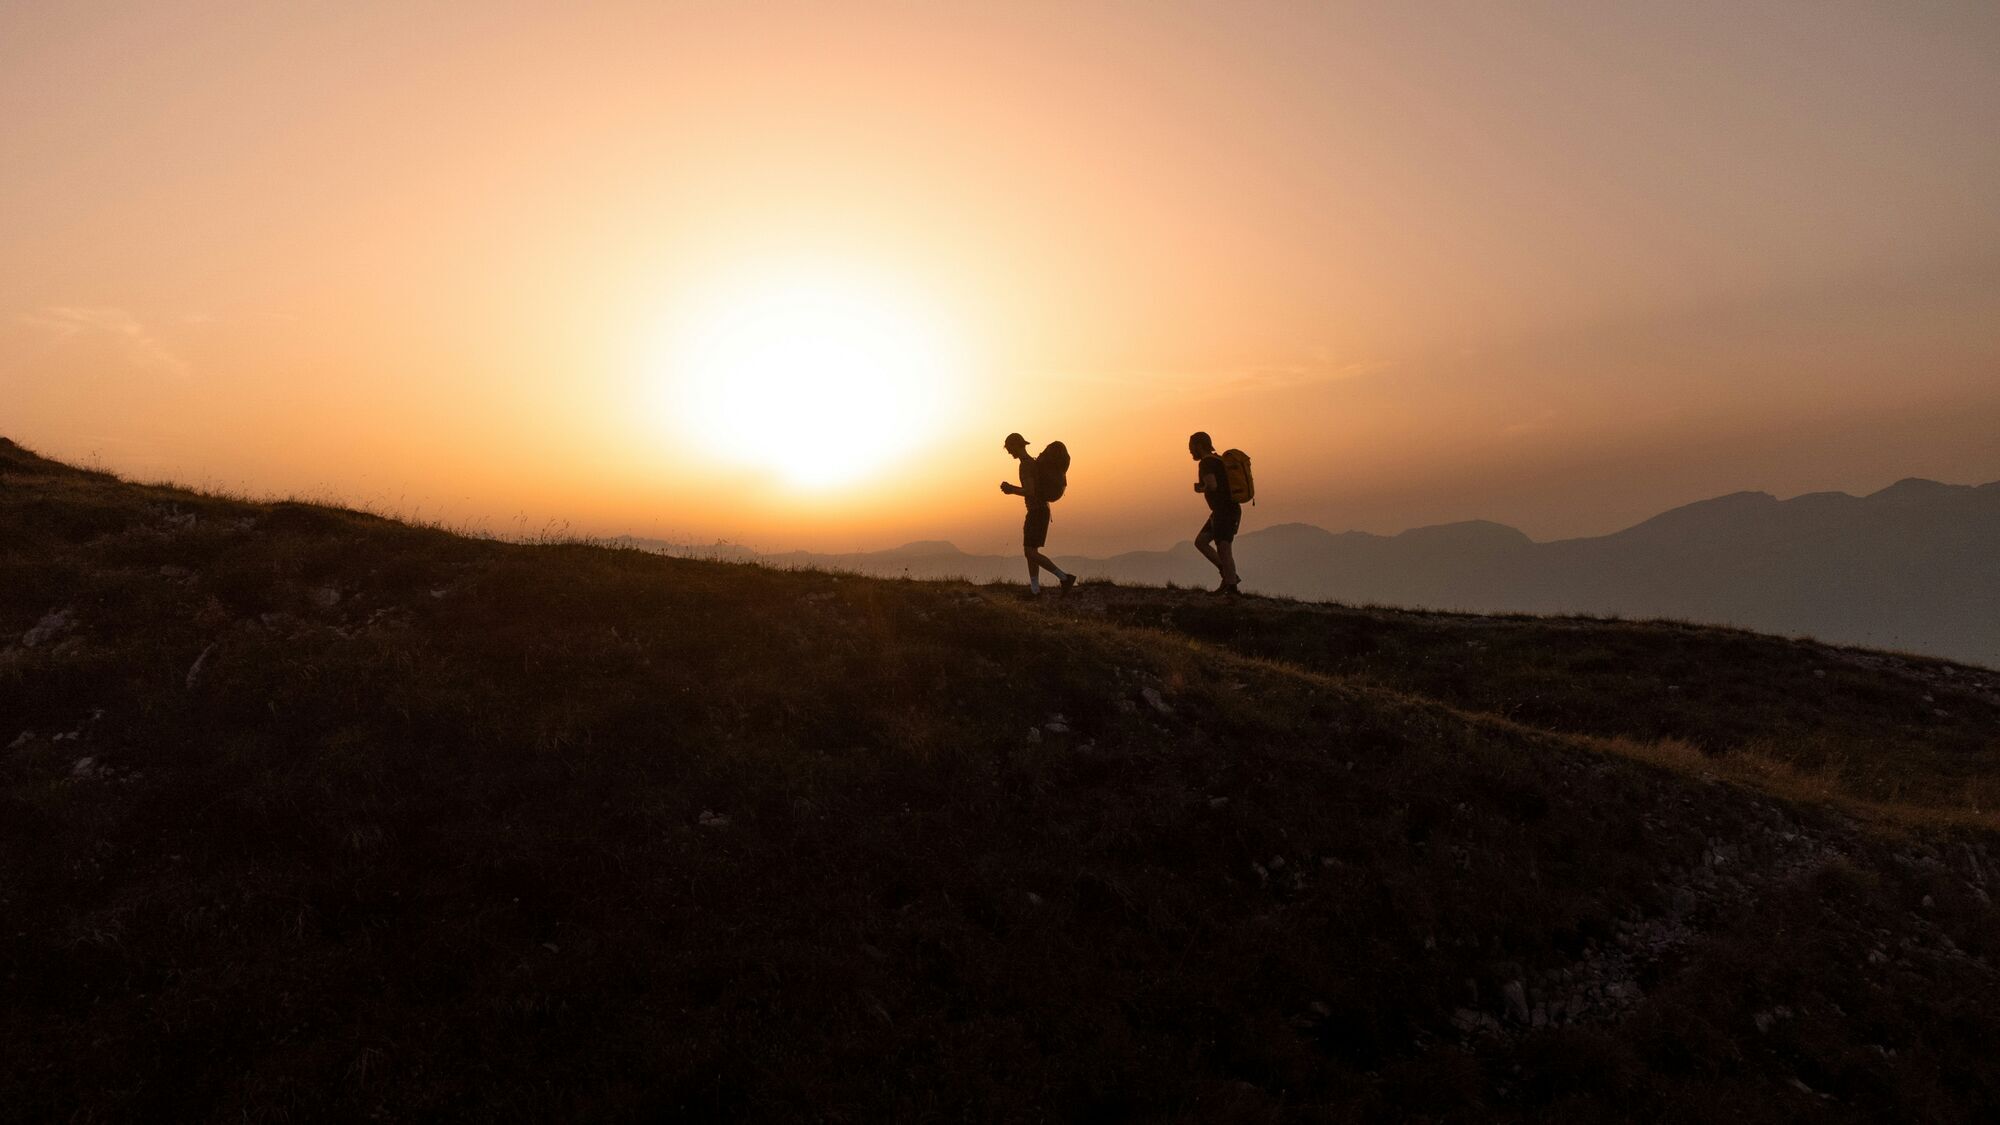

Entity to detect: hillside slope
[4,437,1999,1122]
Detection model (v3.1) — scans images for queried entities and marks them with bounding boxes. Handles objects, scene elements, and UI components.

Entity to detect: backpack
[1220,449,1254,504]
[1035,441,1070,502]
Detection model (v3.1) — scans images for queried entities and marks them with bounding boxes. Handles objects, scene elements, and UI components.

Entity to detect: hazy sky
[5,2,1997,554]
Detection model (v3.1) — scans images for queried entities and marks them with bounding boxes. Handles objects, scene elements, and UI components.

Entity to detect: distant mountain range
[629,479,2000,668]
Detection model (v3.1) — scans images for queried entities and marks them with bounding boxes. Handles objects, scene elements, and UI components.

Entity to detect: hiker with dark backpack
[1189,431,1252,596]
[999,432,1076,596]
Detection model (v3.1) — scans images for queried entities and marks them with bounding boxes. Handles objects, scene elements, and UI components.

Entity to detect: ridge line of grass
[976,588,2000,837]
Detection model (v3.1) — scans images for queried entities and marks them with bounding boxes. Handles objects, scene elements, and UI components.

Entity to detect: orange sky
[5,2,1998,555]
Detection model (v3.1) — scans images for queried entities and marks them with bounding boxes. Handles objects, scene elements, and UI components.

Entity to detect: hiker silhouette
[1189,431,1242,595]
[999,432,1075,595]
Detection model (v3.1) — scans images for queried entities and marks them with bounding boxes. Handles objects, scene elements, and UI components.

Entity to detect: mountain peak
[1394,519,1533,549]
[1868,477,1963,502]
[1243,522,1345,548]
[882,539,967,557]
[1611,490,1777,540]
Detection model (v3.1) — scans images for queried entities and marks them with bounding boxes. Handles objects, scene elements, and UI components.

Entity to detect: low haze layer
[716,476,2000,668]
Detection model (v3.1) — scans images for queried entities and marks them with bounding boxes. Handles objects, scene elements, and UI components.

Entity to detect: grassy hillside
[4,436,1998,1122]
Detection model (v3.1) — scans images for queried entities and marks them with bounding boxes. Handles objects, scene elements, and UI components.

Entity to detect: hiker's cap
[1003,432,1028,450]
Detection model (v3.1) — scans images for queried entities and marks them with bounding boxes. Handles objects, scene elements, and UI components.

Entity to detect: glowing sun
[658,266,966,490]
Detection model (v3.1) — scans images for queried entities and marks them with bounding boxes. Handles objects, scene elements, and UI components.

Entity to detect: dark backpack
[1035,441,1070,502]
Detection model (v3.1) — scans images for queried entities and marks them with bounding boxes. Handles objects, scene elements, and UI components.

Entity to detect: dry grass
[5,436,1999,1122]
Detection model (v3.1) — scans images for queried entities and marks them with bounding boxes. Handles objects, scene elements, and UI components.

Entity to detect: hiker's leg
[1023,505,1056,592]
[1194,521,1222,574]
[1212,506,1241,588]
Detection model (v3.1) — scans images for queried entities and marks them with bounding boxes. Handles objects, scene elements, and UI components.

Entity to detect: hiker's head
[1188,431,1215,459]
[1003,433,1029,457]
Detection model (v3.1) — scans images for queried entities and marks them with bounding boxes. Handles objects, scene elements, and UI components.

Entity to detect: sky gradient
[5,2,1997,555]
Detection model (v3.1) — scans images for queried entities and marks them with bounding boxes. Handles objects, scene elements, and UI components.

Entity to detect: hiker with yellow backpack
[1188,431,1253,596]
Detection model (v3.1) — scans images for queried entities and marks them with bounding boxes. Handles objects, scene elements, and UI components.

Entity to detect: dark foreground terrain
[4,436,1999,1122]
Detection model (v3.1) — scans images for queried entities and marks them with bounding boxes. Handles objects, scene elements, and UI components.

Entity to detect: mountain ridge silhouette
[655,479,2000,667]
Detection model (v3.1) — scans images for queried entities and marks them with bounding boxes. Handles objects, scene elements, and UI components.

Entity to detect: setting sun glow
[655,267,966,491]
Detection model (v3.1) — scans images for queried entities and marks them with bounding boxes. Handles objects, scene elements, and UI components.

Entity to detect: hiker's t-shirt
[1199,453,1238,514]
[1017,455,1045,508]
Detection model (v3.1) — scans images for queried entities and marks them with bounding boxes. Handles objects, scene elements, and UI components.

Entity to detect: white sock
[1051,566,1071,581]
[1030,573,1042,593]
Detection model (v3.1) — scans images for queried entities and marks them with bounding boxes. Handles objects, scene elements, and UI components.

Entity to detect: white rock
[7,731,31,750]
[22,609,76,648]
[309,587,341,609]
[185,643,216,690]
[1140,687,1173,716]
[696,810,731,829]
[1044,722,1070,734]
[70,757,98,780]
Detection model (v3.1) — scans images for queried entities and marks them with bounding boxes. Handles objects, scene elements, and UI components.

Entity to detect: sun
[655,265,967,490]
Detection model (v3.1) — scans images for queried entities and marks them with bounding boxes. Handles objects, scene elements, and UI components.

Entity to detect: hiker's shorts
[1200,505,1242,544]
[1023,502,1051,549]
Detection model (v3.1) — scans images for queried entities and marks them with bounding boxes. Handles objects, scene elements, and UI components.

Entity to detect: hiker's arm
[1000,481,1020,495]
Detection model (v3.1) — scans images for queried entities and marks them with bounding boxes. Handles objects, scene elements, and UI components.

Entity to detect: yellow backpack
[1220,449,1254,505]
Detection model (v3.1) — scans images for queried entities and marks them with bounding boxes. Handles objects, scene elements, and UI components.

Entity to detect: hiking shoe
[1059,574,1077,594]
